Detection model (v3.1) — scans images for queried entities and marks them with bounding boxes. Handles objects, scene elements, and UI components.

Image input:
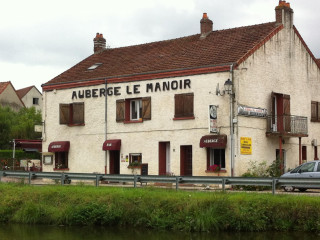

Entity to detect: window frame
[59,102,85,126]
[54,152,69,170]
[116,97,151,123]
[129,153,142,165]
[33,98,39,105]
[311,101,320,122]
[174,93,195,120]
[130,99,142,121]
[206,148,226,172]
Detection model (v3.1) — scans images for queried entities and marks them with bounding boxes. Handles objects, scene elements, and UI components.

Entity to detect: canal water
[0,224,318,240]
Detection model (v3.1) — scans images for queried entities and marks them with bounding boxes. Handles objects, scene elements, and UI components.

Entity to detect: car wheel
[284,186,295,192]
[298,188,307,192]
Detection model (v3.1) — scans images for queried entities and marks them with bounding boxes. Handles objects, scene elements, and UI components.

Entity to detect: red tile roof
[0,81,10,95]
[16,86,34,99]
[42,22,286,90]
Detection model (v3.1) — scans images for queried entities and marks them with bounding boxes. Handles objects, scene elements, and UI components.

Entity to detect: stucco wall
[21,87,43,112]
[234,25,320,175]
[42,72,232,175]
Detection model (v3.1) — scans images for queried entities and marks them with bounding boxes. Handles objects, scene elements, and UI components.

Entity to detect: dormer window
[87,63,102,70]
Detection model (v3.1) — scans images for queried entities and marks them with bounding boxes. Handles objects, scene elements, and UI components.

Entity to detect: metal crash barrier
[1,171,320,195]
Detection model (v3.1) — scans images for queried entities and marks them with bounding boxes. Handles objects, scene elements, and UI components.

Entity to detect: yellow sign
[240,137,252,155]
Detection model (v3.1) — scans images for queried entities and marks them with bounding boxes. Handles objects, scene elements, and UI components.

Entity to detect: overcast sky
[1,0,319,91]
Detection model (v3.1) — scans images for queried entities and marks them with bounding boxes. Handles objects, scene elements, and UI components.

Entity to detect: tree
[0,106,42,149]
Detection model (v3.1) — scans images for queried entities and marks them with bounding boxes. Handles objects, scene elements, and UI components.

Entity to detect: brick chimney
[275,1,293,28]
[93,33,106,53]
[200,13,213,39]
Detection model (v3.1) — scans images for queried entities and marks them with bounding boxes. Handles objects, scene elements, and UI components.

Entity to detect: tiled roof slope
[0,82,10,95]
[16,86,33,99]
[44,22,282,88]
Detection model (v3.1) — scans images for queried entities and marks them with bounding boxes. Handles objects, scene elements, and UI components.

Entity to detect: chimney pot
[200,13,213,38]
[93,32,106,53]
[275,1,293,27]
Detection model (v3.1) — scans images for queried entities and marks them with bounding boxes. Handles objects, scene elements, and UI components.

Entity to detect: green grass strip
[0,183,319,232]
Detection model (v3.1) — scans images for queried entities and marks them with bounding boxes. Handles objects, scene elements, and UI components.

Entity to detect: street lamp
[216,79,233,96]
[216,78,235,177]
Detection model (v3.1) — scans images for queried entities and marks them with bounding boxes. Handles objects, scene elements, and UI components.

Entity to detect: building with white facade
[17,86,43,112]
[41,1,320,177]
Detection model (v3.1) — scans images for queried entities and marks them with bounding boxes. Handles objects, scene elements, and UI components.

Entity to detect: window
[174,93,194,119]
[59,102,85,125]
[33,98,39,105]
[116,97,151,123]
[87,63,102,70]
[129,153,142,165]
[207,148,225,171]
[311,101,320,122]
[130,99,142,120]
[302,146,307,161]
[54,152,68,170]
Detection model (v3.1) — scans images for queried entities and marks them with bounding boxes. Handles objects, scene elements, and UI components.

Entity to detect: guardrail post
[96,175,100,187]
[175,177,180,191]
[272,178,277,195]
[134,175,137,188]
[61,173,64,186]
[28,172,32,184]
[222,178,226,192]
[0,171,3,182]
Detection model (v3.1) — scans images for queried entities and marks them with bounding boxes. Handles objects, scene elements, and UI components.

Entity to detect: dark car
[280,160,320,192]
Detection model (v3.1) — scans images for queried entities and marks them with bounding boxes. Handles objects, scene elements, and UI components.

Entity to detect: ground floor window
[207,148,225,171]
[55,152,68,169]
[129,153,142,166]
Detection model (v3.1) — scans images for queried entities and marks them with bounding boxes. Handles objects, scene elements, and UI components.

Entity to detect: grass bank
[0,183,319,232]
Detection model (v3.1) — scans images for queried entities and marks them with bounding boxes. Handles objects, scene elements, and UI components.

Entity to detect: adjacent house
[41,1,320,176]
[0,81,25,111]
[17,85,42,112]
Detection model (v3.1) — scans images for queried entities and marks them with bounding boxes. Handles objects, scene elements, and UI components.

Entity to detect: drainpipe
[229,64,234,177]
[104,79,108,174]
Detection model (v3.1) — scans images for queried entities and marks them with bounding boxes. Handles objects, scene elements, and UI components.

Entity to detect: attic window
[87,63,102,70]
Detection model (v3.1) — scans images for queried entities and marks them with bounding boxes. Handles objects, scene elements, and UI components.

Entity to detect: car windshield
[290,165,302,173]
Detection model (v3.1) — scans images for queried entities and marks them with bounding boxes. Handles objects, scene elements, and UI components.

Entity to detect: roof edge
[42,64,233,91]
[293,25,320,70]
[236,24,284,66]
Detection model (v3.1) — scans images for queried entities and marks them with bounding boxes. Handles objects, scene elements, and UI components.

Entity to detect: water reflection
[0,224,318,240]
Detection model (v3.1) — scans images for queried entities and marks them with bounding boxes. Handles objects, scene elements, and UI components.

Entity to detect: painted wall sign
[240,137,252,155]
[238,105,267,118]
[209,105,218,133]
[71,79,191,99]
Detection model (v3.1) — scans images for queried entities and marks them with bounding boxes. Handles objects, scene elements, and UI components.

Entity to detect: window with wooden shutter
[311,101,320,122]
[59,104,70,124]
[59,103,84,125]
[174,93,194,119]
[116,99,125,122]
[72,102,84,125]
[142,97,151,120]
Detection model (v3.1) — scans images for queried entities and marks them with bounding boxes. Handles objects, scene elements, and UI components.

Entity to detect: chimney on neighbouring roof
[200,13,213,39]
[275,1,293,28]
[93,33,106,53]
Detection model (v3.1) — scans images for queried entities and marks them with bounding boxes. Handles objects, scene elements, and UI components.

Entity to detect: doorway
[109,150,120,174]
[180,145,192,176]
[159,142,170,175]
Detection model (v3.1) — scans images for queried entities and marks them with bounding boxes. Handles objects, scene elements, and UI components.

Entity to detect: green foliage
[266,157,282,177]
[0,106,42,149]
[1,184,320,232]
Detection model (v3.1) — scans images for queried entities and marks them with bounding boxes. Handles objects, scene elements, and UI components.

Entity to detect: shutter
[184,93,194,117]
[59,104,70,124]
[142,97,151,120]
[283,94,290,115]
[283,94,291,132]
[116,99,125,122]
[174,94,184,118]
[72,102,84,124]
[311,101,317,122]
